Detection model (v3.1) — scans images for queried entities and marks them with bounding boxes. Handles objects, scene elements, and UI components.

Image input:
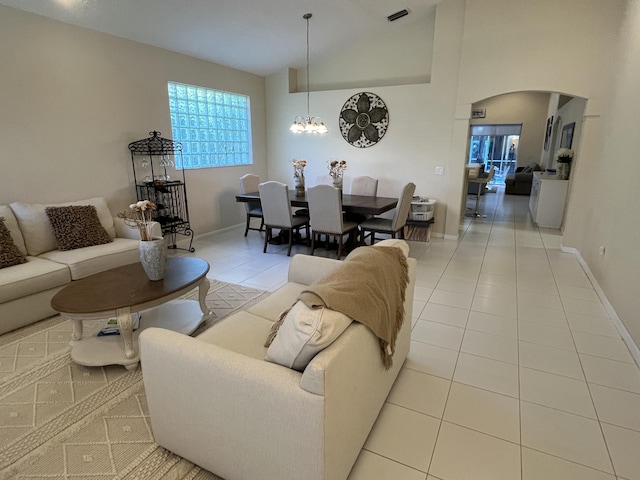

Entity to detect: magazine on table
[97,313,141,336]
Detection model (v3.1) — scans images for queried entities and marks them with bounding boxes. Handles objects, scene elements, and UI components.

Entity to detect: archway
[461,91,586,220]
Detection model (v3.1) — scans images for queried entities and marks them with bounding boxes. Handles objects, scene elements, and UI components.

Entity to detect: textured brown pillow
[0,216,27,268]
[45,205,113,251]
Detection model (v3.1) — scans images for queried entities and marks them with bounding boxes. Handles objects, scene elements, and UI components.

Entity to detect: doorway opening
[468,124,522,185]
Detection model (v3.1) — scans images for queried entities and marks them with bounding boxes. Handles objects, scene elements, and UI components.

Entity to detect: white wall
[0,5,267,236]
[563,0,640,345]
[455,0,621,104]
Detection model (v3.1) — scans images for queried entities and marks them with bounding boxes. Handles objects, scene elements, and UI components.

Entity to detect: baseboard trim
[562,244,640,367]
[170,223,245,249]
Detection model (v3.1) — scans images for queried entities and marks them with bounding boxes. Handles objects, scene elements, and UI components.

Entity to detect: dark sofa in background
[504,163,542,195]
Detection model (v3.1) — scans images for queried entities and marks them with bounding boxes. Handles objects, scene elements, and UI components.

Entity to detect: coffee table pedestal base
[69,300,211,371]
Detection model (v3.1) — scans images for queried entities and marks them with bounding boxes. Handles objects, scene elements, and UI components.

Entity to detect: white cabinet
[529,172,569,229]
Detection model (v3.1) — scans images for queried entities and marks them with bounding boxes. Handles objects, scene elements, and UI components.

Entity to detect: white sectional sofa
[140,239,416,480]
[0,197,160,334]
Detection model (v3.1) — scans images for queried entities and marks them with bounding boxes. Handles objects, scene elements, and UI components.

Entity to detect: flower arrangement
[118,200,157,241]
[327,159,347,179]
[554,148,574,163]
[292,159,307,179]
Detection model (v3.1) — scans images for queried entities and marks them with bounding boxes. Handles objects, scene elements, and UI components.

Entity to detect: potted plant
[554,148,574,180]
[327,159,347,190]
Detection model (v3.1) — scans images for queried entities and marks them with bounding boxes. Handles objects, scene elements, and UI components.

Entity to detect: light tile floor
[171,186,640,480]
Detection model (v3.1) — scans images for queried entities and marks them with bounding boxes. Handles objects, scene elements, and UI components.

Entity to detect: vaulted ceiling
[0,0,441,76]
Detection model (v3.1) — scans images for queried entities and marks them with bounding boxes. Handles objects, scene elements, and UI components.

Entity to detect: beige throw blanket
[299,246,409,369]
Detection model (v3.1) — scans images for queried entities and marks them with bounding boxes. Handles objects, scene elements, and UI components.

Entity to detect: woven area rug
[0,280,269,480]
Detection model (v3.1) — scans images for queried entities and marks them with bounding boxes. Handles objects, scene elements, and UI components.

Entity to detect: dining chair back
[239,174,264,236]
[350,176,378,196]
[307,184,358,258]
[258,181,309,256]
[391,182,417,231]
[359,182,416,245]
[315,174,333,186]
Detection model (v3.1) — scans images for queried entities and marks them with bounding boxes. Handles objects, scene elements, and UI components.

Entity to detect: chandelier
[290,13,328,135]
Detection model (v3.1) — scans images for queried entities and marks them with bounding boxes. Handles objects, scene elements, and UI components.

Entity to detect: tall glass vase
[332,175,343,191]
[294,173,305,196]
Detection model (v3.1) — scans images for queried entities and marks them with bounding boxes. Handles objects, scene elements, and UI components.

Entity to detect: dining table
[235,190,398,216]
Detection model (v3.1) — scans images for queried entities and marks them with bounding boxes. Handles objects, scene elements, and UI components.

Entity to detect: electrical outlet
[435,165,444,175]
[598,245,606,256]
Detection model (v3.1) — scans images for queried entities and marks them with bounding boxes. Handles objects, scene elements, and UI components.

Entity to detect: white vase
[557,162,571,180]
[138,237,167,281]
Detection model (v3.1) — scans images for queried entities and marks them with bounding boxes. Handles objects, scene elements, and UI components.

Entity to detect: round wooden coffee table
[51,257,212,370]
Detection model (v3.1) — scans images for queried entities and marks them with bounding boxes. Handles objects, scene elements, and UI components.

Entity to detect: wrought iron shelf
[128,131,194,252]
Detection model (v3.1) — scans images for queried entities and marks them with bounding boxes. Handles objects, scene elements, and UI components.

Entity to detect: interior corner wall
[0,5,267,236]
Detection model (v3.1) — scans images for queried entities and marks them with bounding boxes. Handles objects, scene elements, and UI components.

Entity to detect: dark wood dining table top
[235,190,398,216]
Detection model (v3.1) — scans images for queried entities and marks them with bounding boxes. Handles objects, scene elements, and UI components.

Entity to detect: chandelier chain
[289,12,327,134]
[306,13,310,117]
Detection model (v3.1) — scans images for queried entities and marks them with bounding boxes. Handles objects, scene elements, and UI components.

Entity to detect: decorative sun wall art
[339,92,389,148]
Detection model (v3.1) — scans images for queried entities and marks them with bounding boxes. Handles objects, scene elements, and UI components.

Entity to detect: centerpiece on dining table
[119,200,166,281]
[292,159,307,196]
[328,159,347,190]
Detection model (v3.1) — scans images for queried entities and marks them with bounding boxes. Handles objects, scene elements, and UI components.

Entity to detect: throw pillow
[0,216,27,269]
[10,197,116,256]
[265,300,352,371]
[45,205,113,251]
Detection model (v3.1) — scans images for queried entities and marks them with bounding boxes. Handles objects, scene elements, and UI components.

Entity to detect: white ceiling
[0,0,441,76]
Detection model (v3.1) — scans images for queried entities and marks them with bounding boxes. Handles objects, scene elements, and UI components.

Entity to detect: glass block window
[167,82,253,169]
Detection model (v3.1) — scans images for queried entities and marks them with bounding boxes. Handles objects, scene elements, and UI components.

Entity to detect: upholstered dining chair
[347,175,379,224]
[307,184,359,259]
[359,182,416,245]
[315,174,333,186]
[467,166,495,218]
[350,176,378,196]
[239,174,264,236]
[258,181,310,256]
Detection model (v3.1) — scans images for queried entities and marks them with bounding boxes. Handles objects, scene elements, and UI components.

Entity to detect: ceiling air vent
[387,9,410,22]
